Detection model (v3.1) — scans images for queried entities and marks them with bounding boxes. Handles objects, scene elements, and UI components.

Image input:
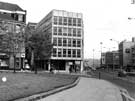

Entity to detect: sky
[3,0,135,59]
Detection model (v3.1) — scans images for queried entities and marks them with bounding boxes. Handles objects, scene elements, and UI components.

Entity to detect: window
[73,18,76,26]
[63,38,67,47]
[63,17,67,25]
[63,27,67,36]
[77,49,81,58]
[59,17,62,25]
[68,17,72,26]
[53,37,57,46]
[58,48,62,57]
[18,14,23,22]
[125,48,130,53]
[68,38,71,47]
[63,49,66,57]
[68,49,71,57]
[77,18,82,26]
[53,48,57,57]
[73,39,76,47]
[58,38,62,46]
[68,28,72,36]
[53,16,58,25]
[72,49,76,57]
[77,29,81,37]
[53,27,57,35]
[77,39,81,47]
[73,28,76,37]
[58,27,62,35]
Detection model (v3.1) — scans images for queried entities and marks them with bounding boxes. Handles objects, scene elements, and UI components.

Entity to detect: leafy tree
[25,30,53,72]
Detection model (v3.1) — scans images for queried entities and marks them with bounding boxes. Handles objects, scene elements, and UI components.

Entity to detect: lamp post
[110,39,120,71]
[100,42,103,68]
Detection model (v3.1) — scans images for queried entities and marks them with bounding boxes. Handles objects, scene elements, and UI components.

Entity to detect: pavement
[38,77,123,101]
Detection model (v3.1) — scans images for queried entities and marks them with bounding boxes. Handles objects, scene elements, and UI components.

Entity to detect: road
[38,77,122,101]
[92,70,135,99]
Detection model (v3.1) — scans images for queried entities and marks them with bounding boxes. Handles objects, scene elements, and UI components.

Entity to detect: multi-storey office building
[119,38,135,69]
[36,9,84,72]
[0,1,26,69]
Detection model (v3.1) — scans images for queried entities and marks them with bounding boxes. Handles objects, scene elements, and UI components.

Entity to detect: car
[117,70,127,77]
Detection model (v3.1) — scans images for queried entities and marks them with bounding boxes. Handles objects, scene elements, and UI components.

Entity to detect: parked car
[117,70,127,77]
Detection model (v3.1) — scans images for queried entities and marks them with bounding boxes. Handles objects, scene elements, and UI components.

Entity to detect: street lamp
[110,39,120,71]
[100,42,103,68]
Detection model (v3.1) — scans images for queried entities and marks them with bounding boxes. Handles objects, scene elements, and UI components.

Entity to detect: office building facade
[36,10,84,72]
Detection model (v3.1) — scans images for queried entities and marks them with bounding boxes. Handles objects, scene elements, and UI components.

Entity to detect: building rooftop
[0,1,24,11]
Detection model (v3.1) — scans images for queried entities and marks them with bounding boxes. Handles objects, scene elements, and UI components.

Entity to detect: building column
[80,61,83,72]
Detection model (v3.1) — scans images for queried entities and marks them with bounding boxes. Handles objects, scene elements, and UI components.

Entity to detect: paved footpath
[38,77,123,101]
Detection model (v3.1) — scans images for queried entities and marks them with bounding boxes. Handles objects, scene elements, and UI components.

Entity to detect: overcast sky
[3,0,135,59]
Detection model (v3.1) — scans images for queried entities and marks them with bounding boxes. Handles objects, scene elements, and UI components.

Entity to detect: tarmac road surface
[38,77,122,101]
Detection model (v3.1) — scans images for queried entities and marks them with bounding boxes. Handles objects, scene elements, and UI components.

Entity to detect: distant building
[0,1,26,69]
[119,38,135,68]
[36,9,84,72]
[101,51,119,70]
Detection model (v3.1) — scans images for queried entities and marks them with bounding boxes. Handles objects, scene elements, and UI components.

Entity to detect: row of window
[53,48,81,58]
[53,38,81,47]
[53,16,82,27]
[53,27,82,37]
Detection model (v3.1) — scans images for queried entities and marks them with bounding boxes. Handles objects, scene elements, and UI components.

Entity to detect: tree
[25,30,53,73]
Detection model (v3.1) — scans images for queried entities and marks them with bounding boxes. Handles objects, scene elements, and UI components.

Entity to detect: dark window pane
[73,28,76,37]
[59,17,62,25]
[63,49,66,57]
[68,49,71,57]
[77,18,81,26]
[63,17,67,25]
[63,38,67,47]
[73,39,76,47]
[68,38,71,47]
[77,49,81,57]
[68,17,72,26]
[58,48,62,57]
[53,48,57,57]
[53,16,58,25]
[58,27,62,35]
[53,27,57,35]
[77,29,81,37]
[72,49,76,57]
[58,38,62,46]
[53,37,57,46]
[77,39,81,47]
[73,18,76,26]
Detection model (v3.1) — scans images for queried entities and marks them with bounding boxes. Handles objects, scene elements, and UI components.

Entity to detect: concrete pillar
[80,61,83,72]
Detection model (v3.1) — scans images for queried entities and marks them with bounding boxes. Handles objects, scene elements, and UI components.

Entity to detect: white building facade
[36,10,84,72]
